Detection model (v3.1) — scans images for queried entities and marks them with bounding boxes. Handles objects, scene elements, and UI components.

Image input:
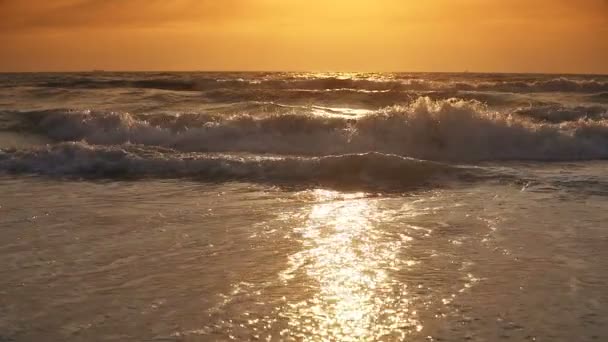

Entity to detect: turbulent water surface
[1,72,608,341]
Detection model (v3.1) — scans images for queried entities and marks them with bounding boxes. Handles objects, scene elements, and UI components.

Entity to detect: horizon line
[1,69,607,76]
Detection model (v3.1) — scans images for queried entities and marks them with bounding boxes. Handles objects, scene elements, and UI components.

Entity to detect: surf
[6,97,608,161]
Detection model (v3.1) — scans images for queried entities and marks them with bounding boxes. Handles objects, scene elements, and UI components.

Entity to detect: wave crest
[31,75,608,93]
[16,97,608,161]
[0,142,466,189]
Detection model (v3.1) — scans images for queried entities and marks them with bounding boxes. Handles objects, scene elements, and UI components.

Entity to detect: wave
[200,88,530,108]
[40,78,218,92]
[275,77,608,93]
[12,97,608,162]
[0,142,473,189]
[513,104,607,123]
[25,74,608,94]
[588,92,608,103]
[6,85,525,111]
[455,77,608,93]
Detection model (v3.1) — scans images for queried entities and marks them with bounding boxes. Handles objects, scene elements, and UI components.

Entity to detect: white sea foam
[17,97,608,161]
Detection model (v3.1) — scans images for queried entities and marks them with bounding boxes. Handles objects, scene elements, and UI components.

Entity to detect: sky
[0,0,607,73]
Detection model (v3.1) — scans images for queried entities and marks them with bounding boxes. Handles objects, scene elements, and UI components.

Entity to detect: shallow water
[1,176,607,341]
[1,72,608,341]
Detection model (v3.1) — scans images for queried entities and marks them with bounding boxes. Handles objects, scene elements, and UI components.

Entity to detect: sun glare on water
[280,189,422,340]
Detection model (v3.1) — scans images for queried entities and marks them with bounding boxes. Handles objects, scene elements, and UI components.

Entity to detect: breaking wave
[12,97,608,161]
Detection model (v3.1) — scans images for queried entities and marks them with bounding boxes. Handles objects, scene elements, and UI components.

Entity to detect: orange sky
[1,0,607,73]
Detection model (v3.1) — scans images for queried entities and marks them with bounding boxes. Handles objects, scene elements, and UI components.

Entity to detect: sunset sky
[1,0,607,73]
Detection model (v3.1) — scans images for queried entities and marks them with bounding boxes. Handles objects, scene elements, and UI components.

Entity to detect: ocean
[0,72,607,341]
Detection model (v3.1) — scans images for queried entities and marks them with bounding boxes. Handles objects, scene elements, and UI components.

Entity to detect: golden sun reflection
[280,189,421,341]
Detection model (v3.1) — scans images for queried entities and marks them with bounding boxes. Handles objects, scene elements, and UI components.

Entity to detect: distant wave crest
[31,75,608,93]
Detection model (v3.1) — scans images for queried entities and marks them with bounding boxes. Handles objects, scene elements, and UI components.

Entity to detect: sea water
[0,72,607,341]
